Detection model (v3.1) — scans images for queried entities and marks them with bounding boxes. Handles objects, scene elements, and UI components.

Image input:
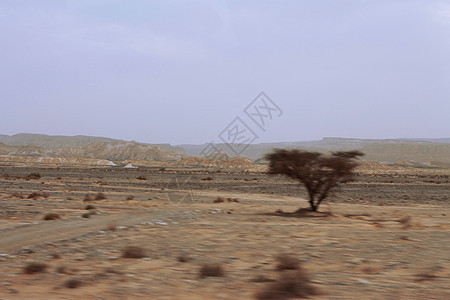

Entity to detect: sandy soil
[0,166,449,299]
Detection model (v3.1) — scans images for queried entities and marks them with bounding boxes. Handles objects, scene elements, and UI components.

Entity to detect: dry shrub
[64,278,82,289]
[43,213,61,221]
[202,177,213,181]
[122,246,147,258]
[85,204,96,210]
[414,272,437,282]
[214,197,225,203]
[126,195,134,200]
[177,254,191,263]
[11,192,24,199]
[83,194,94,202]
[82,212,91,218]
[250,275,275,283]
[25,173,41,180]
[398,216,412,229]
[28,192,42,200]
[276,254,301,271]
[256,270,318,300]
[24,262,48,274]
[95,192,106,200]
[199,263,225,278]
[107,223,118,231]
[227,198,239,203]
[136,176,147,180]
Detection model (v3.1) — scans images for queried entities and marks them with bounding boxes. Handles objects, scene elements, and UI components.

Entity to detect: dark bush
[122,246,147,258]
[214,197,225,203]
[275,254,301,271]
[199,263,225,278]
[43,213,61,221]
[64,278,82,289]
[95,192,106,200]
[24,262,48,274]
[25,173,41,180]
[256,270,318,299]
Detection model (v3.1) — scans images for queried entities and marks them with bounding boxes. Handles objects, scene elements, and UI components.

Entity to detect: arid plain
[0,165,449,299]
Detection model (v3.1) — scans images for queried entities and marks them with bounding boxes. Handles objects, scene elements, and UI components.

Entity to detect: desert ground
[0,166,449,299]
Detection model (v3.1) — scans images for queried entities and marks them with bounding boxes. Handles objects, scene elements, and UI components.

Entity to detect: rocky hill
[0,133,185,154]
[0,141,185,166]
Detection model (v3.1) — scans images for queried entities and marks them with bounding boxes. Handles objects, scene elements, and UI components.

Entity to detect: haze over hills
[0,133,449,166]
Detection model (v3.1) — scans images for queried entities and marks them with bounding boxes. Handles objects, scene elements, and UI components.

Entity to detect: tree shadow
[262,208,333,218]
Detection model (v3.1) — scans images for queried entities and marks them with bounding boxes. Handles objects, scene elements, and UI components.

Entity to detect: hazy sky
[1,0,449,144]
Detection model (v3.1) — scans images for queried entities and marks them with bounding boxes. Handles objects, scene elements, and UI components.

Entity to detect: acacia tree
[266,149,364,211]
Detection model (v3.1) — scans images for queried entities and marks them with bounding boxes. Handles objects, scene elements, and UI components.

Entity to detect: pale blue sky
[1,0,449,144]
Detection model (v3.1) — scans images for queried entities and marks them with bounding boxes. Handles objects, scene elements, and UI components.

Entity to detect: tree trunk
[309,198,317,211]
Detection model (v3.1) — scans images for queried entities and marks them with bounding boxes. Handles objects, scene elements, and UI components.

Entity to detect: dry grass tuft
[136,176,147,180]
[122,246,147,258]
[126,195,134,200]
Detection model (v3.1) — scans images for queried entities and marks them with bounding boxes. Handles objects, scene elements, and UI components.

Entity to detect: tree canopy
[266,149,364,211]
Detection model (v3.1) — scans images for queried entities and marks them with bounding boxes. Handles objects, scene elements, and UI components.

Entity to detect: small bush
[64,278,82,289]
[95,192,106,200]
[177,254,191,263]
[398,216,412,229]
[24,262,48,274]
[256,270,318,299]
[43,213,61,221]
[275,254,301,271]
[28,192,42,200]
[214,197,225,203]
[227,198,239,203]
[107,223,118,231]
[82,213,91,218]
[25,173,41,180]
[83,194,93,202]
[202,177,213,181]
[126,195,134,200]
[250,275,275,283]
[136,176,147,180]
[85,205,96,210]
[11,192,24,199]
[122,246,147,258]
[199,263,225,278]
